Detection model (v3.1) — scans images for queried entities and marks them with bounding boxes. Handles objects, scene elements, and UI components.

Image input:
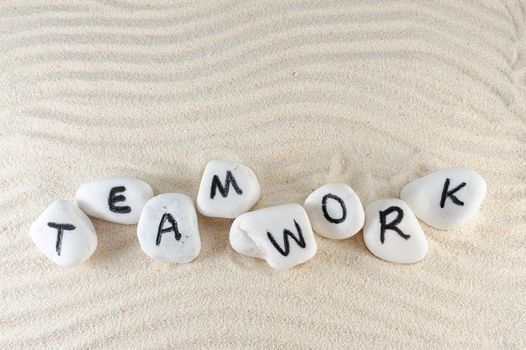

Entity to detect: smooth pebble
[75,176,153,224]
[363,199,428,264]
[30,200,98,267]
[197,160,260,218]
[137,193,201,263]
[229,203,317,270]
[400,167,487,230]
[304,183,365,239]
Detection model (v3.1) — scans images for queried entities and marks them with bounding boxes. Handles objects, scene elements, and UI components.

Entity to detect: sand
[1,0,525,348]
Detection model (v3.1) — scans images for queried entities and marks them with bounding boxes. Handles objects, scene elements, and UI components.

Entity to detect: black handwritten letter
[266,220,306,256]
[379,206,410,244]
[321,193,347,224]
[156,213,182,245]
[108,186,131,213]
[47,222,76,256]
[440,178,466,208]
[210,171,243,199]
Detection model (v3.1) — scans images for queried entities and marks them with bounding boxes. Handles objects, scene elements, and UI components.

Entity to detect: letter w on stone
[266,220,306,256]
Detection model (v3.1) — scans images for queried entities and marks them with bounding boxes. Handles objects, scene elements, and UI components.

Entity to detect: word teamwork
[30,160,486,269]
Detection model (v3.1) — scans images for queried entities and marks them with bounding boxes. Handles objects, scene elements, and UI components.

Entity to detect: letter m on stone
[210,170,243,199]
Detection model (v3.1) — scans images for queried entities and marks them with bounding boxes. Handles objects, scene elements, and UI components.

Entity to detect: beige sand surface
[1,1,525,348]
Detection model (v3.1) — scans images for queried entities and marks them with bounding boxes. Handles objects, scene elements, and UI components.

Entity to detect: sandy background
[1,0,525,348]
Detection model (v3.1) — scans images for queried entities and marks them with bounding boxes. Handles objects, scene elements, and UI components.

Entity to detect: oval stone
[75,176,153,224]
[304,183,365,239]
[363,199,428,264]
[137,193,201,263]
[400,168,487,229]
[30,200,98,267]
[229,204,317,270]
[197,160,260,218]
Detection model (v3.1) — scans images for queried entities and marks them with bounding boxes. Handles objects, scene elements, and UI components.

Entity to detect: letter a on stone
[137,193,201,263]
[156,213,182,245]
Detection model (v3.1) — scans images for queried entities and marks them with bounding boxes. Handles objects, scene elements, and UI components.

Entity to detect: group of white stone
[30,160,486,269]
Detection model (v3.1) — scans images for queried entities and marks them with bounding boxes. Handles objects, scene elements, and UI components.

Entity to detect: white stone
[75,176,153,225]
[137,193,201,263]
[400,167,487,230]
[197,160,260,218]
[363,199,428,264]
[30,200,98,267]
[303,183,365,239]
[229,204,317,270]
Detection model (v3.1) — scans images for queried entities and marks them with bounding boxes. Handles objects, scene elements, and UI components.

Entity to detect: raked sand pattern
[1,1,525,348]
